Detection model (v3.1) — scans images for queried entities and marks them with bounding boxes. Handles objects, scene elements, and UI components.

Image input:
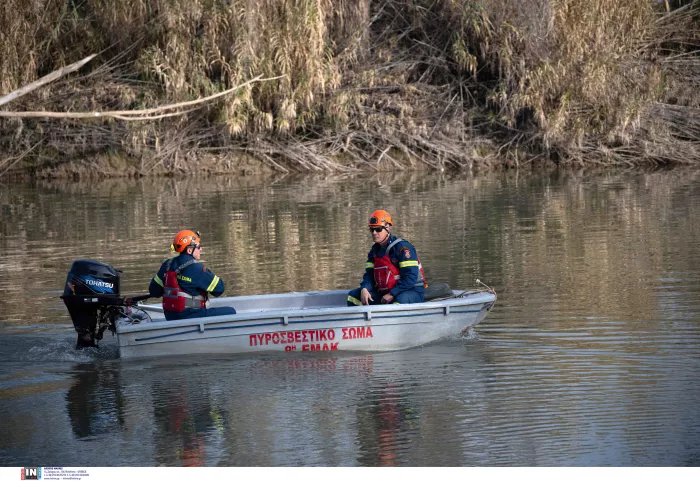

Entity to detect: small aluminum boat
[61,259,495,360]
[115,287,496,360]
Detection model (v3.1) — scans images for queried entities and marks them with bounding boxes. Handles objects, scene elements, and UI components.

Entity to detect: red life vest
[372,238,427,294]
[162,259,208,313]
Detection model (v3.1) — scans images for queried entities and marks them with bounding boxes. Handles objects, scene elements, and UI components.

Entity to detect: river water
[0,169,699,466]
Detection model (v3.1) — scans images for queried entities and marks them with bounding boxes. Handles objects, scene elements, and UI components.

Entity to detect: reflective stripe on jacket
[149,253,226,301]
[360,234,425,297]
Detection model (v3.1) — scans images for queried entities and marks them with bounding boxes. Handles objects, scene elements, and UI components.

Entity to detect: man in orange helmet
[149,230,236,321]
[347,210,426,306]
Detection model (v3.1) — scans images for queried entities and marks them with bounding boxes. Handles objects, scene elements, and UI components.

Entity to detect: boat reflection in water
[63,342,490,466]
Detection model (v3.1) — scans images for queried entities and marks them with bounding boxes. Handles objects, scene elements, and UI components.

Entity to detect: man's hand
[360,288,373,305]
[381,293,394,304]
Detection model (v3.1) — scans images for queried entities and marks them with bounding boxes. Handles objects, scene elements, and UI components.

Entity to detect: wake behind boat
[61,260,496,360]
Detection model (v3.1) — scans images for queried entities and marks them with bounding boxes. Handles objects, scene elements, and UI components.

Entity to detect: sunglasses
[369,226,385,233]
[194,244,202,250]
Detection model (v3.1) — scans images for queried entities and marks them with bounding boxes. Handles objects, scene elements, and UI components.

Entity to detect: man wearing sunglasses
[149,229,237,321]
[347,210,426,306]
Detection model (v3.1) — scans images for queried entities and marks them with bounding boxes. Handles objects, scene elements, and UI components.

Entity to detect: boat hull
[116,289,495,359]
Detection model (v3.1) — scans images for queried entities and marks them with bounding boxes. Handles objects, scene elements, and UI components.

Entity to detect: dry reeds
[1,0,699,177]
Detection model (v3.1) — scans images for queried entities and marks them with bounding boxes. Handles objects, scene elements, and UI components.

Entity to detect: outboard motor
[61,260,126,348]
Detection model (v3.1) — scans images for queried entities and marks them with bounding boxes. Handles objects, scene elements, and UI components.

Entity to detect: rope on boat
[426,280,497,304]
[474,279,497,310]
[475,279,496,295]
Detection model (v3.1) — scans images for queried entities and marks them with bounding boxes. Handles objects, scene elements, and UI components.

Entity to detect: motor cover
[62,260,122,347]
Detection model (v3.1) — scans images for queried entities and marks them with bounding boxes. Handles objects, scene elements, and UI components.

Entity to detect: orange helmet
[368,210,392,227]
[172,230,201,253]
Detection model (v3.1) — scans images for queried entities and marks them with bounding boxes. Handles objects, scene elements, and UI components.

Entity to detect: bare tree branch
[0,55,97,107]
[0,74,282,120]
[0,141,42,178]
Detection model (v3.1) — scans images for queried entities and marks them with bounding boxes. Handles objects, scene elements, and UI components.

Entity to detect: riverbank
[1,1,699,178]
[14,143,527,180]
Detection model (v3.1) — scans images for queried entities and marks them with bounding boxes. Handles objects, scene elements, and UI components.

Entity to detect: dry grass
[1,0,699,176]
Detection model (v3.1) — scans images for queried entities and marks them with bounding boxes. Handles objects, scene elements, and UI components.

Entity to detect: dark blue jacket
[360,234,425,297]
[149,253,225,300]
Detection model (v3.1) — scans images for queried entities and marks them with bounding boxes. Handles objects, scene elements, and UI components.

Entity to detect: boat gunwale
[117,289,495,335]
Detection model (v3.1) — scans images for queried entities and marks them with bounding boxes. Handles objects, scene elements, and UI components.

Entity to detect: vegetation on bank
[1,0,699,177]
